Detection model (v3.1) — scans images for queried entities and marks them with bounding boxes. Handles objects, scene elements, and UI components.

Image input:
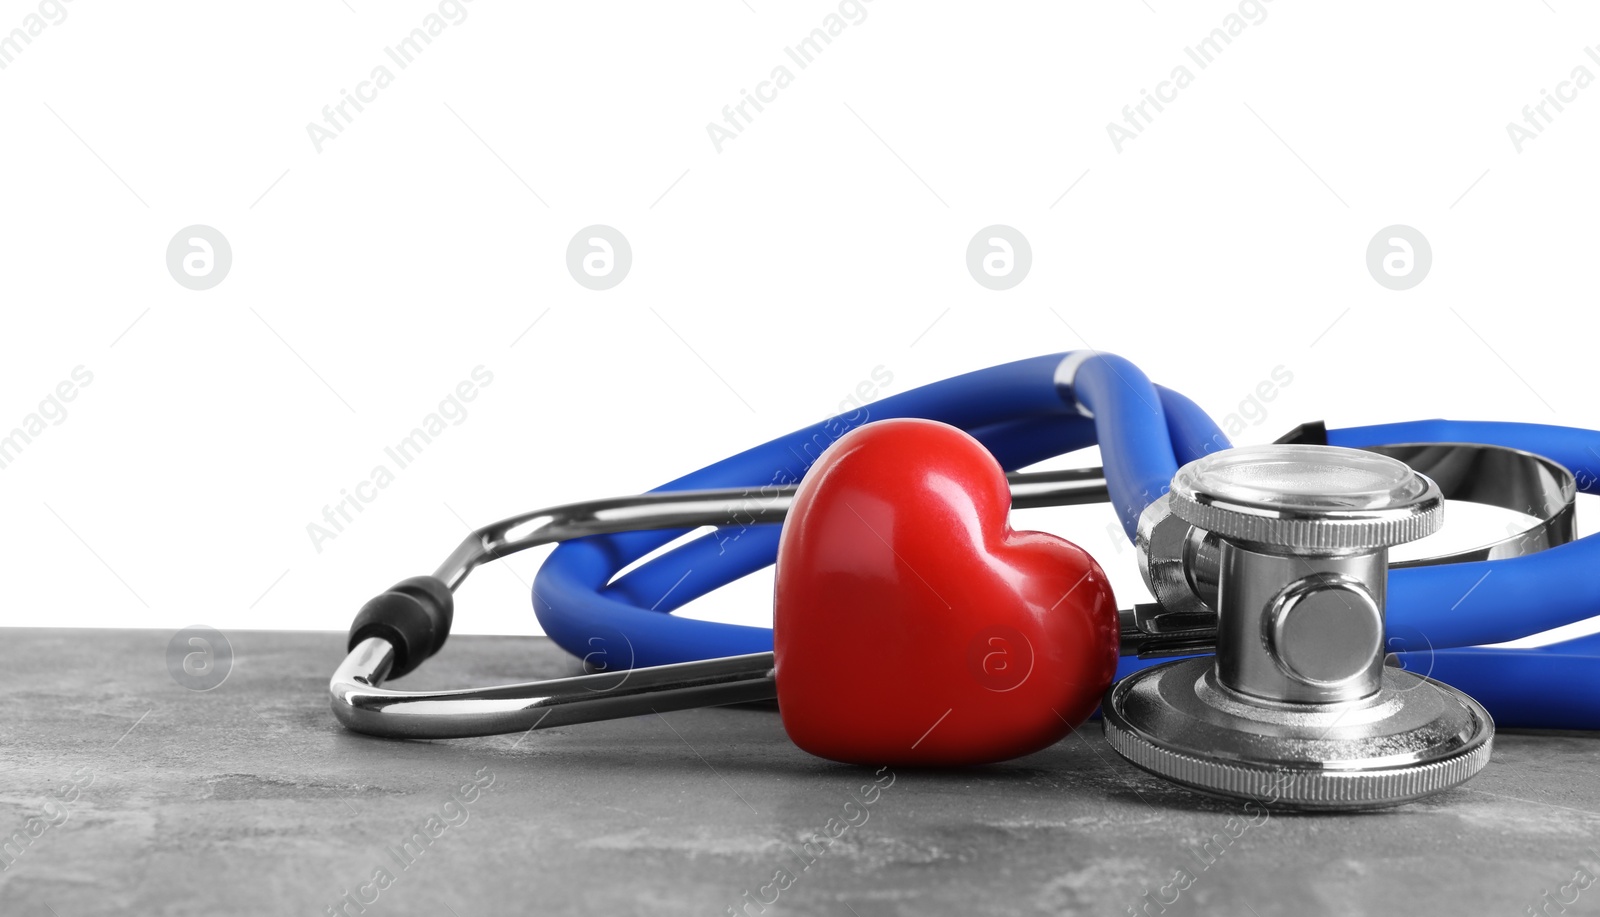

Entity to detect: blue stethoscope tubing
[533,352,1600,730]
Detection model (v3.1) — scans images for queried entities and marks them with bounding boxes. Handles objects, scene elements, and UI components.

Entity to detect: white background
[2,0,1597,640]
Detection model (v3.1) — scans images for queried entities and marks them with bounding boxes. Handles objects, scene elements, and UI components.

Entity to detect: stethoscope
[330,351,1599,810]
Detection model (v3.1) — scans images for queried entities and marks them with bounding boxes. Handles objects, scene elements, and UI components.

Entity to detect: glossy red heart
[773,418,1120,766]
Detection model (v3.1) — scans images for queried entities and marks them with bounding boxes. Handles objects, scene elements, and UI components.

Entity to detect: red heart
[774,418,1120,766]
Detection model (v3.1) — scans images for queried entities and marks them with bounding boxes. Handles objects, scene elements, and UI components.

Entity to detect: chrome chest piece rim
[1107,444,1495,810]
[1103,661,1494,810]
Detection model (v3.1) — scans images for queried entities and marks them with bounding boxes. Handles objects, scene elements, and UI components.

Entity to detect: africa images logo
[307,366,493,553]
[721,768,895,917]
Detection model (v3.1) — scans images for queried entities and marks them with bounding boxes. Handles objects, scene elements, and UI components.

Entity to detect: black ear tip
[347,576,455,679]
[389,575,455,642]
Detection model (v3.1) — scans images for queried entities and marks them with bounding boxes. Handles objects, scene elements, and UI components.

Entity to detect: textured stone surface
[2,628,1598,917]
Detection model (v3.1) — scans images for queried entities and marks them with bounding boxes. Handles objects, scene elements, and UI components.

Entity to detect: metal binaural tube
[331,637,778,740]
[336,468,1118,742]
[431,468,1113,591]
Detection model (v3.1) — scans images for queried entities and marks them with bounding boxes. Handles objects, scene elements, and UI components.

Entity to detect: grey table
[2,629,1597,917]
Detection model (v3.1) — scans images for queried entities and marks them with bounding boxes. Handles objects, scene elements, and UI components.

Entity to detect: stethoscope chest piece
[1104,444,1494,810]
